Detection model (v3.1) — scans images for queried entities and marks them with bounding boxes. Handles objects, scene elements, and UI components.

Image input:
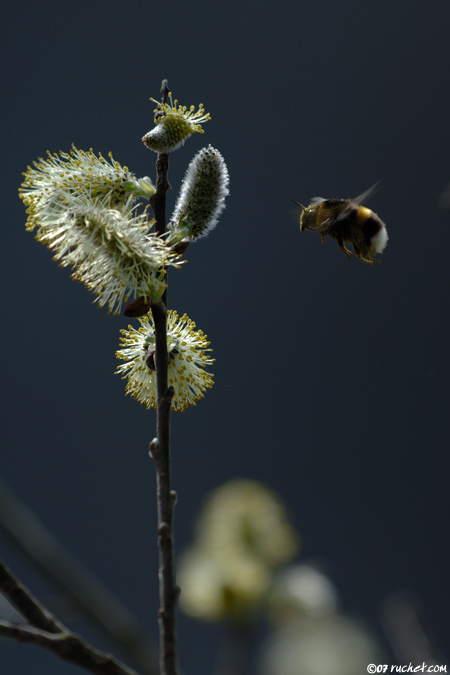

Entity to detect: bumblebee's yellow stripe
[356,206,372,224]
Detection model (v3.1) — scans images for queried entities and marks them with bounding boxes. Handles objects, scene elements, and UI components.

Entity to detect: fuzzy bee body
[292,186,388,264]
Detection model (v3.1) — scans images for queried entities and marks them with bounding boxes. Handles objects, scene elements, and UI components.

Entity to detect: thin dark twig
[160,79,170,104]
[0,559,141,675]
[149,151,170,308]
[0,557,62,634]
[147,79,179,675]
[150,80,171,220]
[0,620,141,675]
[0,477,158,674]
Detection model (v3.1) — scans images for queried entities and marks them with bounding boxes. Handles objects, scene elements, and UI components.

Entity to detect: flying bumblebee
[291,184,388,263]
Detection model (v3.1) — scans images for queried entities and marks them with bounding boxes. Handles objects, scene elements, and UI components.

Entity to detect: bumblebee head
[290,199,309,231]
[300,206,320,231]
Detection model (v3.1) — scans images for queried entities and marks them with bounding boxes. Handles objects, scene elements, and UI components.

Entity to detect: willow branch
[0,621,142,675]
[0,619,144,675]
[0,559,140,675]
[0,477,158,674]
[0,557,62,633]
[147,78,179,675]
[150,79,171,307]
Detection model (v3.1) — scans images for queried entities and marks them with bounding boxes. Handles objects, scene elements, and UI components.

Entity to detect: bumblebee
[291,185,388,263]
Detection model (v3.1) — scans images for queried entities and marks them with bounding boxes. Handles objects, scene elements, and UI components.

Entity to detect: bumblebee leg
[336,235,352,259]
[352,243,373,264]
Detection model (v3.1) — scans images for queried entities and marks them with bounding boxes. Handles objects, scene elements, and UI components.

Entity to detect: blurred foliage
[178,479,299,622]
[178,479,384,673]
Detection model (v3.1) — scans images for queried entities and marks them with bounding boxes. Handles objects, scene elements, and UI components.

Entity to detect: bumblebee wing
[304,203,346,232]
[312,183,379,208]
[333,183,380,223]
[334,202,356,223]
[320,202,349,226]
[302,185,381,233]
[351,182,380,206]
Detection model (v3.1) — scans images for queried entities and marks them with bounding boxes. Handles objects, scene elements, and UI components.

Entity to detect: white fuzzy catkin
[169,145,229,241]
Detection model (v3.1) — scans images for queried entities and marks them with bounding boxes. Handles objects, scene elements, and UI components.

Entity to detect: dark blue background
[1,0,449,672]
